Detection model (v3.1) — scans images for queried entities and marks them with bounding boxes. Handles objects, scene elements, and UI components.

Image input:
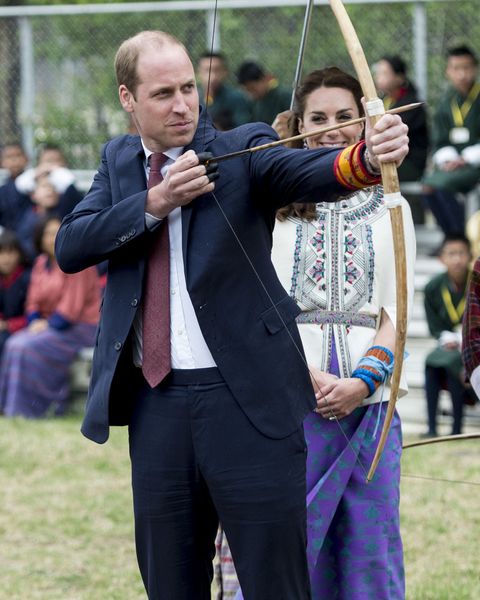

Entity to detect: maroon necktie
[142,152,171,387]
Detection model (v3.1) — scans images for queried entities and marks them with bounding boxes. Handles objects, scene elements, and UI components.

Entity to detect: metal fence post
[413,1,427,101]
[206,7,221,52]
[18,16,35,160]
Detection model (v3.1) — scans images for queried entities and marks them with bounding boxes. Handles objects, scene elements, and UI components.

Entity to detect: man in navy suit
[56,31,409,599]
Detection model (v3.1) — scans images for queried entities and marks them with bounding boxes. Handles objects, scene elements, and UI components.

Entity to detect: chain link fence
[0,0,479,168]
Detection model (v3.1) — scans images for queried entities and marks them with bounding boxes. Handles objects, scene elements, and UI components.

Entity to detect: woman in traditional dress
[215,66,416,600]
[0,215,101,417]
[272,66,415,599]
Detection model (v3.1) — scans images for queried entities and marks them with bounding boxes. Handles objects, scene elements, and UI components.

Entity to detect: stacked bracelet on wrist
[333,140,382,190]
[351,345,395,397]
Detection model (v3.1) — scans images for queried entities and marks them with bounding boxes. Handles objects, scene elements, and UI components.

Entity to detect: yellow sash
[441,274,470,324]
[450,82,480,127]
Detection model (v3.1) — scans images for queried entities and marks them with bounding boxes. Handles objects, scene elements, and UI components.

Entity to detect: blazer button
[114,341,122,351]
[119,235,126,243]
[131,298,138,307]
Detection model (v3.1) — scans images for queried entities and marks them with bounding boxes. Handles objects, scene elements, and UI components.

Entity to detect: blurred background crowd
[0,0,479,437]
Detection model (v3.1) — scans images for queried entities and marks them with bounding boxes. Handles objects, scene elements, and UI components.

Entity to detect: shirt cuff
[145,212,163,231]
[470,365,480,398]
[48,312,72,330]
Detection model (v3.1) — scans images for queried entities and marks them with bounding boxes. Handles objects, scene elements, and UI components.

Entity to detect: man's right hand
[145,150,218,219]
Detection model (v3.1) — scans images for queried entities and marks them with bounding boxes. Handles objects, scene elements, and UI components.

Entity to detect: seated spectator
[0,143,33,233]
[17,173,63,262]
[375,55,429,182]
[423,234,475,436]
[462,255,480,400]
[197,51,252,130]
[423,46,480,235]
[18,173,61,262]
[236,61,291,125]
[0,216,101,418]
[0,229,30,357]
[15,144,83,218]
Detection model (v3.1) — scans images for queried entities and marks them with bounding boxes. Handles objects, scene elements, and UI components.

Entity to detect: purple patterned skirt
[0,323,96,418]
[227,402,404,600]
[304,404,405,599]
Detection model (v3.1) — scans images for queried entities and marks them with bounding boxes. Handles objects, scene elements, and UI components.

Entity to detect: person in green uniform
[236,61,292,126]
[423,46,480,235]
[424,234,474,436]
[197,51,252,130]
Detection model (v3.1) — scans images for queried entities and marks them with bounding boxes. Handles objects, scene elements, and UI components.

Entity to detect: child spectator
[0,216,101,418]
[15,144,83,218]
[0,230,30,357]
[17,173,62,262]
[0,143,33,232]
[424,234,475,436]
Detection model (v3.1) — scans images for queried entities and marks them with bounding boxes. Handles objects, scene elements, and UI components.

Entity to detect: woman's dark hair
[278,67,363,222]
[33,214,61,256]
[0,228,26,265]
[379,55,407,76]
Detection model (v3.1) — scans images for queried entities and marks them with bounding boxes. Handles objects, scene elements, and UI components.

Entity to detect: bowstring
[210,189,370,481]
[401,473,480,487]
[201,0,219,142]
[201,0,370,481]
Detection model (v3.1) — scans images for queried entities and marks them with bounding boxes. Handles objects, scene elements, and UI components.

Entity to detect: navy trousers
[129,368,311,600]
[425,365,465,435]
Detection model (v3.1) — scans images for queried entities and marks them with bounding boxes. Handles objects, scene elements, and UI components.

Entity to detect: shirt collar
[141,140,183,165]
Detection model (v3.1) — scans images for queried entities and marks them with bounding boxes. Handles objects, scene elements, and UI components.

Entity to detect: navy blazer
[56,113,345,443]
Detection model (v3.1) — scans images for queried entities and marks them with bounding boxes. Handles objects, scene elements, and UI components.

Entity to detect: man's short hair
[439,233,472,255]
[447,45,478,65]
[1,142,25,155]
[236,61,266,85]
[115,30,186,97]
[198,51,227,65]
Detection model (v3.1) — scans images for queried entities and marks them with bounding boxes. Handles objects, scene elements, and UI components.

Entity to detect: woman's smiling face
[298,86,363,149]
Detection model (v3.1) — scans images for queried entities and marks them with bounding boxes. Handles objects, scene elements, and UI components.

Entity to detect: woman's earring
[303,139,309,149]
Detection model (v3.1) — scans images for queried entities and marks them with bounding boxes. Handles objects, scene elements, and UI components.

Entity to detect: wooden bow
[329,0,408,482]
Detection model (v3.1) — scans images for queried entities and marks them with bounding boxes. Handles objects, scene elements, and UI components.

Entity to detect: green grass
[0,417,479,599]
[401,439,480,600]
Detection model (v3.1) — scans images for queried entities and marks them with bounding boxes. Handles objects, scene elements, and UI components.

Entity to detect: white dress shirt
[132,143,216,369]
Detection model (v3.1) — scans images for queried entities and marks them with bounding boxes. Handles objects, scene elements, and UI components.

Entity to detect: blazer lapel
[181,110,217,260]
[116,137,146,202]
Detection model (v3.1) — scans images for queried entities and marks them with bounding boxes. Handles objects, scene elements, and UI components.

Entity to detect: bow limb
[329,0,408,482]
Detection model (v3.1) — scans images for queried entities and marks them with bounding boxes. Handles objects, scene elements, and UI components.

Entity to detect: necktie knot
[149,152,168,175]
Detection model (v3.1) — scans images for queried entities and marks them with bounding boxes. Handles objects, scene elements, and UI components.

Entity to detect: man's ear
[119,85,134,113]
